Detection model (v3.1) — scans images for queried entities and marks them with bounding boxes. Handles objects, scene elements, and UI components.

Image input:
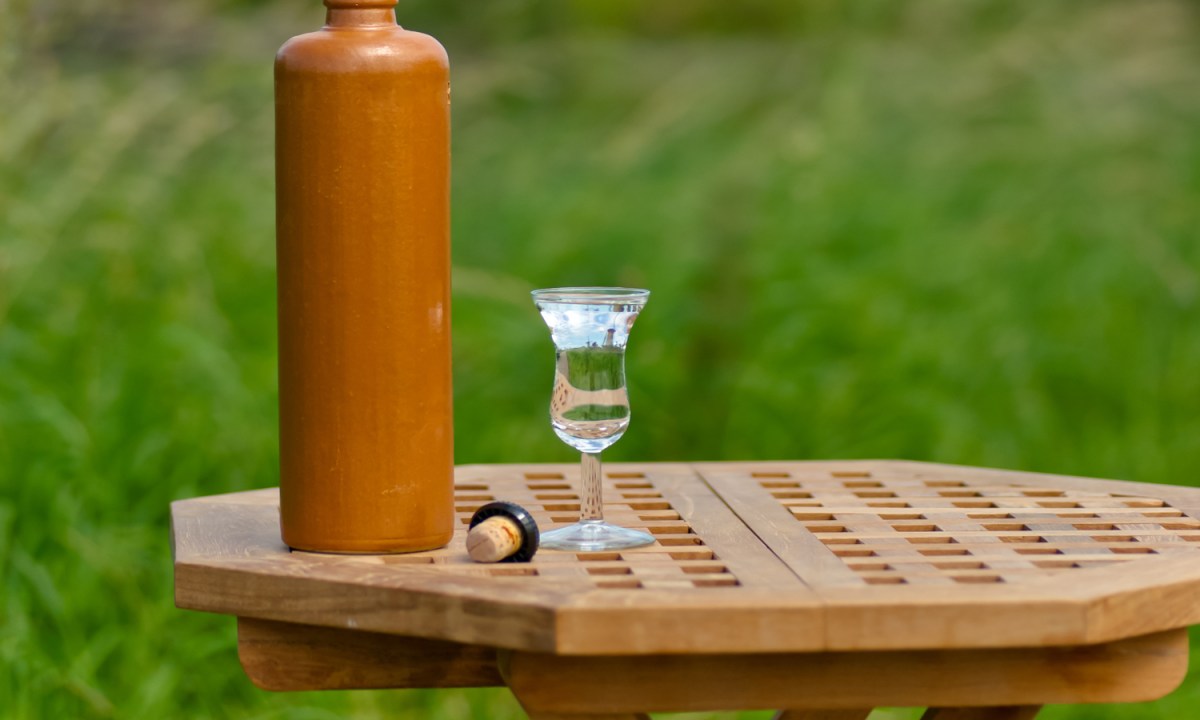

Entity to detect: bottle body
[275,1,453,553]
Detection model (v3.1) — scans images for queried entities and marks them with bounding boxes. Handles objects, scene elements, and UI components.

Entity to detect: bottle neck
[325,7,397,28]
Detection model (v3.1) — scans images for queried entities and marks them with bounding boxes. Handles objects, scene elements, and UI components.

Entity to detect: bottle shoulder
[276,27,448,74]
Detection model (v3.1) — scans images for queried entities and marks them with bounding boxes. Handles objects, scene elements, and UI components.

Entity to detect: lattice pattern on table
[751,467,1200,586]
[452,468,738,589]
[309,467,740,590]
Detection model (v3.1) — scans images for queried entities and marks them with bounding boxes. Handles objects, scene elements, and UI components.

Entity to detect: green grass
[3,0,1200,717]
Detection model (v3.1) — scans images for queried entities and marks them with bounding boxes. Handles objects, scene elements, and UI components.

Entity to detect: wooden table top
[172,460,1200,656]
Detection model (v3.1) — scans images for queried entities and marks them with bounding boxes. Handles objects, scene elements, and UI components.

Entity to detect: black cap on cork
[468,501,540,563]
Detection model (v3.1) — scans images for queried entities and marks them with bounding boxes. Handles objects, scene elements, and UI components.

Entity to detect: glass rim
[531,287,650,304]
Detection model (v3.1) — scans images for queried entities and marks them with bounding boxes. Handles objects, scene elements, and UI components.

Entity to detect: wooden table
[171,460,1200,719]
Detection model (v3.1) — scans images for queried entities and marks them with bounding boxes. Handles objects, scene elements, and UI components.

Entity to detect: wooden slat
[554,588,825,655]
[502,630,1186,714]
[170,490,289,562]
[641,467,803,589]
[237,617,501,690]
[818,582,1089,651]
[179,560,567,651]
[699,464,864,587]
[1073,554,1200,643]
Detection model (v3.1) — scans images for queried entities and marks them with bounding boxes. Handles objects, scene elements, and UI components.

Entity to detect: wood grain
[554,588,825,655]
[502,630,1187,714]
[699,465,865,587]
[237,617,501,690]
[646,467,803,589]
[174,461,1200,657]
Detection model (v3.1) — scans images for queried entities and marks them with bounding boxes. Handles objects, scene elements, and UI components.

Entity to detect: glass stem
[580,452,604,522]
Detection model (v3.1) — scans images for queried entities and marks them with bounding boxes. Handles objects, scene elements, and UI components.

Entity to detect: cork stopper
[467,502,540,563]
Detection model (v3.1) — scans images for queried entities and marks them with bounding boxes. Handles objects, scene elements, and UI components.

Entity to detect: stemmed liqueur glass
[531,287,654,552]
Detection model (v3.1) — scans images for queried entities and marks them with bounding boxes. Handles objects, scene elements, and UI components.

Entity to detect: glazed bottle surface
[275,0,453,553]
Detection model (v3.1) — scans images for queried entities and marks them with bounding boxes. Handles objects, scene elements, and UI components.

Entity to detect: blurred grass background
[3,0,1200,717]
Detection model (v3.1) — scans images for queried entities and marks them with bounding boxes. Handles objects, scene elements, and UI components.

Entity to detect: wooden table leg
[922,708,1041,720]
[774,711,873,720]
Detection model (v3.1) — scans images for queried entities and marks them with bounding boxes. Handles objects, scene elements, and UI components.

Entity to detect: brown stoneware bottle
[275,0,453,553]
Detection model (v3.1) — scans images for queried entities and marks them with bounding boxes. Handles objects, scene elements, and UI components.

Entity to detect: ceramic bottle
[275,0,453,553]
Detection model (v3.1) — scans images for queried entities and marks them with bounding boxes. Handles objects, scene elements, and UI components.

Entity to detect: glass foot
[540,520,655,552]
